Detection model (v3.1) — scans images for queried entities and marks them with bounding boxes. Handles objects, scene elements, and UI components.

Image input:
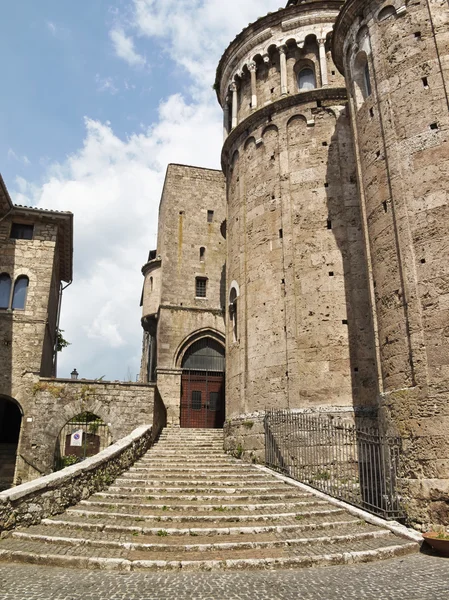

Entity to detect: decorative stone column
[230,82,238,129]
[279,46,288,96]
[223,95,230,140]
[318,39,328,86]
[248,62,258,109]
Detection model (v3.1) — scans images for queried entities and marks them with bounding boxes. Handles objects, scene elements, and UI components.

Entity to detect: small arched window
[0,274,11,309]
[353,52,372,107]
[229,287,238,343]
[378,6,396,21]
[364,62,372,97]
[298,68,316,91]
[12,276,29,310]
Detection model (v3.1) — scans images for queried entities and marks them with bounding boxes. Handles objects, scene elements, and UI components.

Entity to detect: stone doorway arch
[0,396,22,491]
[179,337,225,429]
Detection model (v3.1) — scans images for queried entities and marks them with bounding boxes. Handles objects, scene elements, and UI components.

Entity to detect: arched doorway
[54,412,112,470]
[180,337,225,429]
[0,397,22,491]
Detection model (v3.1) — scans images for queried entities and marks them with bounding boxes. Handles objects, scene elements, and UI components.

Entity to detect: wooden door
[180,371,225,429]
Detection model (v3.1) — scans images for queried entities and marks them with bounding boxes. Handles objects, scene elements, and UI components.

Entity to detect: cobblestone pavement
[0,554,447,600]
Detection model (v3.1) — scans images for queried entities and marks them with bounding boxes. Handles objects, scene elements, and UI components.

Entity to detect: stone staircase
[0,444,17,492]
[0,429,418,571]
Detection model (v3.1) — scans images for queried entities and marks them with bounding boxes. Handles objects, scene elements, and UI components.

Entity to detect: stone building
[140,164,226,429]
[0,175,155,489]
[138,0,448,525]
[0,0,448,527]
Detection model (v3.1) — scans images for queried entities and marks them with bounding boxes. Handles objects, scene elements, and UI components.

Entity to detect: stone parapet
[0,425,153,534]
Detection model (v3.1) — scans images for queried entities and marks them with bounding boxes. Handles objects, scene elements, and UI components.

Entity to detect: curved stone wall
[217,1,378,430]
[333,0,449,524]
[215,1,345,138]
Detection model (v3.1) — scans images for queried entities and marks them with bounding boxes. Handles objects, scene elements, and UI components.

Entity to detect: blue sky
[1,0,281,381]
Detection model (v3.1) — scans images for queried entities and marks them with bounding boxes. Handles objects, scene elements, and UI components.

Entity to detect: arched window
[353,52,372,107]
[12,276,29,310]
[378,6,396,21]
[364,62,372,97]
[229,287,238,342]
[298,68,316,91]
[0,274,11,309]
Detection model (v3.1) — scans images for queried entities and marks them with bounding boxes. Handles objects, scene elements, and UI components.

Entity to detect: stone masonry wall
[0,425,153,534]
[223,93,378,424]
[15,378,155,484]
[333,0,449,525]
[0,215,60,402]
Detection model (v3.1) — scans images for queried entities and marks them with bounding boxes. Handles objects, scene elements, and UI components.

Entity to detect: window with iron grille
[209,392,219,412]
[195,277,207,298]
[207,210,214,223]
[191,391,202,410]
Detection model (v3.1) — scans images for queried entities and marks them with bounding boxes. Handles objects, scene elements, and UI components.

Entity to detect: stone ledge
[0,425,153,533]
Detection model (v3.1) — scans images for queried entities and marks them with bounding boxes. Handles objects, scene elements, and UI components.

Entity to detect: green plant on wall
[56,328,70,352]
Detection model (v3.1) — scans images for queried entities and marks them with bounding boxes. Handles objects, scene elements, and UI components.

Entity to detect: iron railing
[264,409,405,520]
[54,413,112,471]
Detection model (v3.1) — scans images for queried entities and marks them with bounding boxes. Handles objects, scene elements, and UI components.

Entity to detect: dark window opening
[10,223,34,240]
[329,272,334,277]
[414,31,421,39]
[279,229,283,239]
[322,142,328,147]
[12,276,29,310]
[364,62,372,97]
[327,220,332,230]
[342,319,348,325]
[422,77,429,88]
[196,277,207,298]
[316,100,322,107]
[191,391,202,411]
[298,68,316,91]
[200,247,206,262]
[207,210,214,223]
[0,274,11,309]
[324,183,329,188]
[421,258,426,264]
[369,107,374,118]
[331,70,335,75]
[209,392,219,412]
[383,201,388,213]
[430,122,438,130]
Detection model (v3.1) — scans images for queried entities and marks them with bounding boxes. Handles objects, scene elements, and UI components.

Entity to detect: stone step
[105,485,298,496]
[40,515,366,536]
[127,467,257,475]
[0,536,417,571]
[11,525,393,553]
[79,499,327,512]
[93,491,311,502]
[114,477,272,486]
[65,507,344,523]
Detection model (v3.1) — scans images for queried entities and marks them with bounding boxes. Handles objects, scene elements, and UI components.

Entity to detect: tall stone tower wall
[216,1,378,457]
[333,0,449,524]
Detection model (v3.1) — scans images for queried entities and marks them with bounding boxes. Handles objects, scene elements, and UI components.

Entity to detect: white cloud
[131,0,279,86]
[8,148,30,166]
[110,27,146,67]
[46,21,57,35]
[13,1,281,381]
[95,74,119,95]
